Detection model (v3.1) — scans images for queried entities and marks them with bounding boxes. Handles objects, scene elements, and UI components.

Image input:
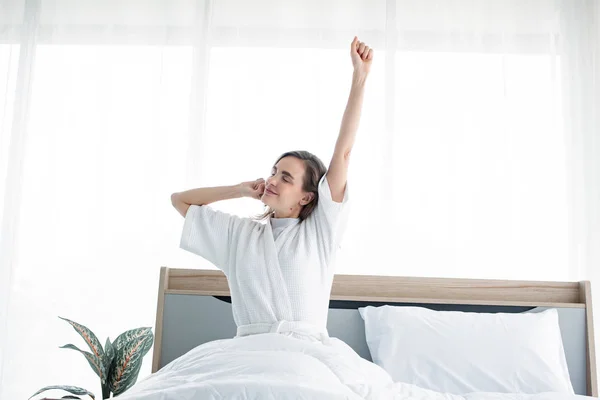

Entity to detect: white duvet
[118,334,596,400]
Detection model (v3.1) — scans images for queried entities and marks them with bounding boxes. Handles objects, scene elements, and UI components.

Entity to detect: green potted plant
[29,316,154,400]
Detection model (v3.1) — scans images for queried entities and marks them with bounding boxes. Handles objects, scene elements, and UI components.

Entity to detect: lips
[266,187,278,196]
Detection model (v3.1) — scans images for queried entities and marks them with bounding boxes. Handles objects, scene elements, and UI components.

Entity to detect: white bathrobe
[180,174,350,342]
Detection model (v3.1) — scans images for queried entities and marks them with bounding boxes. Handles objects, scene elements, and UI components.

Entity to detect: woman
[171,36,373,344]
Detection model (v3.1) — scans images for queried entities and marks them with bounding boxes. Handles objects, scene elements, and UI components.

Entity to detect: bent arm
[171,185,242,217]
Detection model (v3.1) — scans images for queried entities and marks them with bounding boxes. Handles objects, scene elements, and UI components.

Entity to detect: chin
[260,196,271,206]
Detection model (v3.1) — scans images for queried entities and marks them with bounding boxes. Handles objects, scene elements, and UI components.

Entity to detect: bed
[125,267,598,399]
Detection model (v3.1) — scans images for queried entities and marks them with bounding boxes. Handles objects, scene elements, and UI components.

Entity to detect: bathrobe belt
[236,320,331,344]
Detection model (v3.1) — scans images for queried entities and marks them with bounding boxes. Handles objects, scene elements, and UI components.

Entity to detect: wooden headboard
[152,267,597,396]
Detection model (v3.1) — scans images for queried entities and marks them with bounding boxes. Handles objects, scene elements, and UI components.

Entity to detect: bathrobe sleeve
[179,204,244,275]
[310,174,351,250]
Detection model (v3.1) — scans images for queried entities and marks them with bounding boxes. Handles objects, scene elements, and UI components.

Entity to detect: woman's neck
[273,209,300,219]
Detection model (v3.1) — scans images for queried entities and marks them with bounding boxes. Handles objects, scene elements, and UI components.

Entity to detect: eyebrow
[272,166,295,180]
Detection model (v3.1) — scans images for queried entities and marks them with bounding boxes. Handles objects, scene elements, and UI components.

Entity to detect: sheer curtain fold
[0,0,599,398]
[559,0,600,359]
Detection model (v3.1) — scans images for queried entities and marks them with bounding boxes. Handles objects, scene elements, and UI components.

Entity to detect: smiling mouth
[266,188,278,196]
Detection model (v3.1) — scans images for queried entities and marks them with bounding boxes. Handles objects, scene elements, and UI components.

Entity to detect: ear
[299,192,315,206]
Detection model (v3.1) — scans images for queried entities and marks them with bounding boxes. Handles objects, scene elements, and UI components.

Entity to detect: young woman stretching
[171,36,373,344]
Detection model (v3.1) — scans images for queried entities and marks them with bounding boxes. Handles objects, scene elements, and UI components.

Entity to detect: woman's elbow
[171,193,191,217]
[171,192,180,207]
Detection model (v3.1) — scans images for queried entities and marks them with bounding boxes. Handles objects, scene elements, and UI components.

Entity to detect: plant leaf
[58,317,105,361]
[58,317,107,383]
[103,337,115,374]
[59,344,107,384]
[112,357,144,396]
[102,338,115,387]
[29,385,95,400]
[108,328,153,395]
[111,327,153,353]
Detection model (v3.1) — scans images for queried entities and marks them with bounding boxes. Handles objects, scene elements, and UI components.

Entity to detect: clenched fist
[351,36,373,77]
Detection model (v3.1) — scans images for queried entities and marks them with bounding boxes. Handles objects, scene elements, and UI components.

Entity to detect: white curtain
[1,0,598,398]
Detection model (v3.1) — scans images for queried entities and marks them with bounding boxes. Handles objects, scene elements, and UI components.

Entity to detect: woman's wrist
[235,183,246,198]
[352,70,368,86]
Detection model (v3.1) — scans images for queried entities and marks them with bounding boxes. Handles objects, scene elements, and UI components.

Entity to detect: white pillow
[358,306,574,395]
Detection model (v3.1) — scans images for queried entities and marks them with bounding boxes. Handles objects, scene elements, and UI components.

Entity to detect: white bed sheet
[118,334,596,400]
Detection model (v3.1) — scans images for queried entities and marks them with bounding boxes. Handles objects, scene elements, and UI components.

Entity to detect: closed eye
[271,166,294,183]
[271,172,292,183]
[270,171,291,183]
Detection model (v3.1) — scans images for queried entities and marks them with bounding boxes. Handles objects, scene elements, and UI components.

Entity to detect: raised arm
[326,36,374,202]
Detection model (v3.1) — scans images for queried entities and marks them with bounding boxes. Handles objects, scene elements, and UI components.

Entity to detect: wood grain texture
[152,266,169,373]
[580,281,598,396]
[165,268,583,306]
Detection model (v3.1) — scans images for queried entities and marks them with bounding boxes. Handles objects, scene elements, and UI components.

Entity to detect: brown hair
[252,150,327,223]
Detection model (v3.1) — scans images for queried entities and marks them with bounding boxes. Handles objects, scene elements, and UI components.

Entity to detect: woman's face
[262,156,313,214]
